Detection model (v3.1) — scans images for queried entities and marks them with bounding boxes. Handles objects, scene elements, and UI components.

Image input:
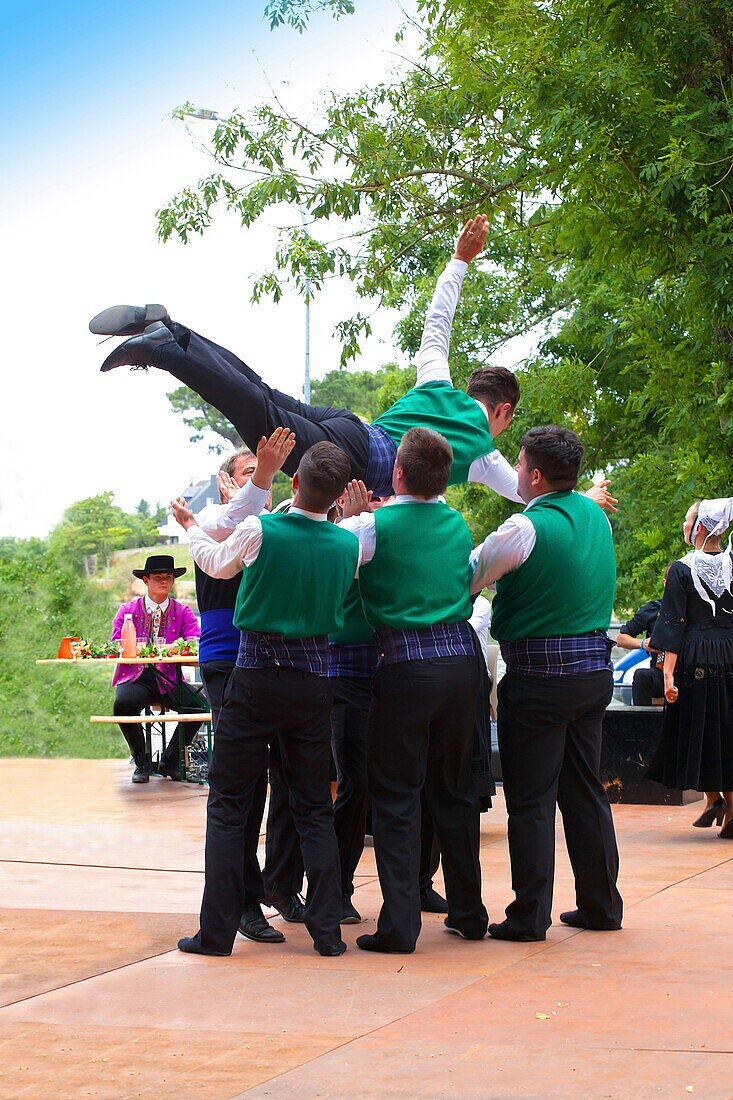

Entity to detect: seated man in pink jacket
[112,554,202,783]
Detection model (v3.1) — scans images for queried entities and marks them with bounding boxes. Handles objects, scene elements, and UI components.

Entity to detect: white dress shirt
[415,259,523,504]
[144,595,170,614]
[195,478,270,540]
[189,505,360,581]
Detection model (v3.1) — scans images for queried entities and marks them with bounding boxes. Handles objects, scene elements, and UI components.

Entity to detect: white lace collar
[679,547,733,615]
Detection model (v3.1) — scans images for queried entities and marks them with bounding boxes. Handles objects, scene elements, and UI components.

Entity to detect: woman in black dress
[647,498,733,837]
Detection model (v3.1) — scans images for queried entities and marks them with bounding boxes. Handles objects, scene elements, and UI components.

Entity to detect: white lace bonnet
[682,497,733,615]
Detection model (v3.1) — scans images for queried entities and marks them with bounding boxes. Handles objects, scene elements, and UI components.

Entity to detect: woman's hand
[664,670,678,704]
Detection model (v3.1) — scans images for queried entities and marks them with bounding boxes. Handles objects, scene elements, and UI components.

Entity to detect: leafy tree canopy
[157,0,733,610]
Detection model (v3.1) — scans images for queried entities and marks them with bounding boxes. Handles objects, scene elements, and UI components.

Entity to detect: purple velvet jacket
[110,597,200,691]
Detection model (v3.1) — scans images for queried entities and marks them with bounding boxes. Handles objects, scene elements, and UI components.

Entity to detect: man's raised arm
[415,215,489,388]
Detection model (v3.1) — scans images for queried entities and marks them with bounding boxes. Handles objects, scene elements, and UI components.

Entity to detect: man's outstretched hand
[454,214,489,265]
[171,497,197,531]
[252,428,297,490]
[585,479,619,514]
[341,480,373,519]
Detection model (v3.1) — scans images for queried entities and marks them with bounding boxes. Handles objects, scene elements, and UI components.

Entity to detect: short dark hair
[466,366,520,409]
[297,442,351,509]
[520,426,583,489]
[220,448,256,476]
[396,427,453,497]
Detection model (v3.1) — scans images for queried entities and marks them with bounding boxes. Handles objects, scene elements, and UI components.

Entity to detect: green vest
[373,381,494,485]
[491,491,616,642]
[234,513,359,638]
[329,580,375,645]
[359,501,474,629]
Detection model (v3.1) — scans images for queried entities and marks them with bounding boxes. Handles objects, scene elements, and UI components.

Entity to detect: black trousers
[198,666,340,953]
[632,666,664,706]
[330,675,444,903]
[368,657,487,952]
[497,670,623,938]
[113,666,204,764]
[153,326,370,479]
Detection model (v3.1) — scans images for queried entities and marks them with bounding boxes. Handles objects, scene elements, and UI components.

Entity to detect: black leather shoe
[341,899,362,924]
[356,933,414,954]
[693,798,726,828]
[559,910,622,931]
[263,892,306,923]
[444,919,487,940]
[131,754,150,784]
[178,934,231,956]
[157,759,182,781]
[100,322,176,372]
[719,816,733,839]
[238,904,286,944]
[488,920,545,942]
[420,887,449,914]
[314,940,347,957]
[89,303,170,336]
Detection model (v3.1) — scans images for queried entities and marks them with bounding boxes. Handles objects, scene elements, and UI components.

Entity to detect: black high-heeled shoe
[692,798,726,828]
[719,816,733,840]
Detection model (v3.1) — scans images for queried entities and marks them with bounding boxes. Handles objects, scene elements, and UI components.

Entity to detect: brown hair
[520,426,583,489]
[396,427,453,497]
[466,366,520,409]
[297,442,352,510]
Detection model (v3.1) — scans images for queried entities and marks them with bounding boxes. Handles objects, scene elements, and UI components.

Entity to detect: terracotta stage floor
[1,760,732,1099]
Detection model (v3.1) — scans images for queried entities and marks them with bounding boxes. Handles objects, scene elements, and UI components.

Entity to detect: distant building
[158,474,219,545]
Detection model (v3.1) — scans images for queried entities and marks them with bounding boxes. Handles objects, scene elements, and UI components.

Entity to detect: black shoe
[157,759,182,781]
[238,904,286,944]
[559,910,622,931]
[314,940,347,957]
[263,892,306,923]
[100,322,176,373]
[420,887,449,914]
[89,303,170,337]
[444,919,487,941]
[355,933,415,955]
[488,920,545,943]
[693,798,726,828]
[178,934,231,956]
[131,754,150,784]
[719,816,733,839]
[341,899,362,924]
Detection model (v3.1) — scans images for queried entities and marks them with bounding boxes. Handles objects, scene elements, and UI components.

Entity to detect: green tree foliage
[157,0,733,609]
[49,492,166,574]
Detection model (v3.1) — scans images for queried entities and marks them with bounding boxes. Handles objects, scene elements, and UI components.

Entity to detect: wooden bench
[91,712,213,783]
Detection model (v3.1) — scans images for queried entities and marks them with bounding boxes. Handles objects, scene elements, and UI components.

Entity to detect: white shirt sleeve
[468,449,524,503]
[468,594,492,660]
[337,513,377,568]
[187,516,263,579]
[415,259,468,387]
[469,513,536,594]
[196,479,271,540]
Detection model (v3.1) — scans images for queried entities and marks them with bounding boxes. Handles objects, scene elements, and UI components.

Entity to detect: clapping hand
[341,479,373,518]
[217,470,239,503]
[171,497,196,531]
[253,427,297,489]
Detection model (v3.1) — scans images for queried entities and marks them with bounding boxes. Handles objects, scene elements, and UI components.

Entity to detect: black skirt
[647,626,733,791]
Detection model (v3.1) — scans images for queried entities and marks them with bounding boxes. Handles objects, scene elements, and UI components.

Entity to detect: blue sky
[1,0,419,537]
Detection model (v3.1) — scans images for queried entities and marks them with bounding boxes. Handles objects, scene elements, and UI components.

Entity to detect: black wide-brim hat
[132,554,187,579]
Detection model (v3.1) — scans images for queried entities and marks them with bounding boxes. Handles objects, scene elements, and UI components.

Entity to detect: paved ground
[1,760,732,1099]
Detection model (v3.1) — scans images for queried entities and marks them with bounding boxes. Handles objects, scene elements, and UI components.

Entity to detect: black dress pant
[202,661,304,906]
[632,666,664,706]
[113,667,203,763]
[368,657,487,952]
[331,675,371,902]
[497,670,623,938]
[198,666,340,953]
[152,326,370,479]
[419,796,441,893]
